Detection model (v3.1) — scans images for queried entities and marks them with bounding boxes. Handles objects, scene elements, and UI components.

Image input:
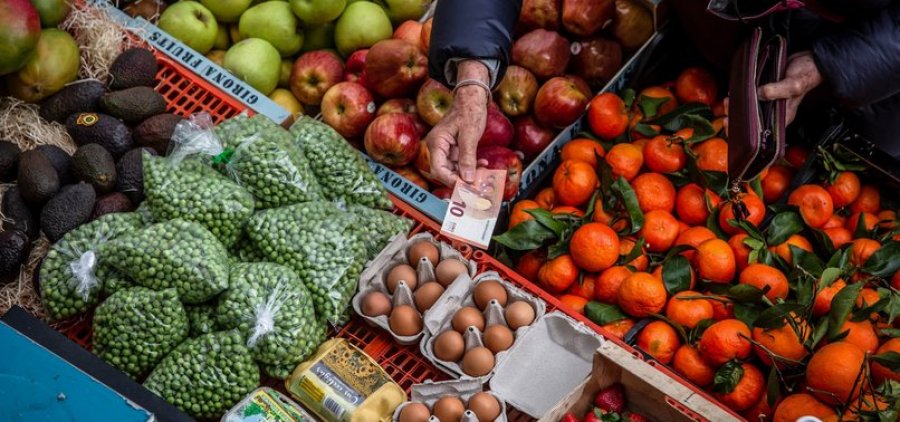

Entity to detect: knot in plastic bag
[69,250,99,301]
[167,113,223,166]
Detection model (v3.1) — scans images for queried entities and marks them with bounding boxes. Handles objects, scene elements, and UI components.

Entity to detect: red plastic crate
[153,54,248,123]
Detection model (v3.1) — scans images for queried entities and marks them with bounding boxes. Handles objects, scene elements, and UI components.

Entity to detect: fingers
[426,121,460,187]
[785,96,802,125]
[456,122,481,183]
[758,77,806,101]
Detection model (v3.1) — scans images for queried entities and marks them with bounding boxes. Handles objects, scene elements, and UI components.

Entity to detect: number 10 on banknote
[440,168,507,249]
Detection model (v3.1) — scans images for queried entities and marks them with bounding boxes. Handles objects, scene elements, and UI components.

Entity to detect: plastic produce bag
[98,265,134,297]
[92,287,188,379]
[99,219,230,304]
[214,113,276,150]
[186,302,219,337]
[347,204,414,256]
[229,231,268,263]
[247,202,367,324]
[217,263,327,369]
[144,330,260,420]
[289,117,392,210]
[39,212,144,321]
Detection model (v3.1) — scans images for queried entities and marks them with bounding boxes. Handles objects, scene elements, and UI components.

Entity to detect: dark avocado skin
[0,230,29,281]
[108,47,158,90]
[134,113,182,155]
[91,192,134,220]
[66,112,134,159]
[73,143,117,194]
[116,147,154,203]
[1,186,39,239]
[0,140,21,182]
[99,86,167,124]
[39,80,107,123]
[17,149,60,205]
[41,182,97,242]
[35,145,74,185]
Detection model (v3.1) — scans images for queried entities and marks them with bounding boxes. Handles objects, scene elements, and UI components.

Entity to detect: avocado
[134,113,182,155]
[40,182,97,242]
[91,192,134,220]
[115,147,154,204]
[0,140,21,182]
[73,144,117,193]
[17,149,60,205]
[35,144,74,184]
[109,47,159,90]
[39,80,106,123]
[99,86,167,124]
[1,186,38,239]
[0,230,29,281]
[66,112,133,158]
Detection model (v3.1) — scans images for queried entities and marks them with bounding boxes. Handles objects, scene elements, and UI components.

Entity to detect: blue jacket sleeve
[427,0,523,88]
[812,5,900,108]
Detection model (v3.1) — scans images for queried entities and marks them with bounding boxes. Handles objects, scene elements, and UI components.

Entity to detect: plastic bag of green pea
[186,302,220,337]
[39,212,145,321]
[289,117,392,210]
[346,204,414,256]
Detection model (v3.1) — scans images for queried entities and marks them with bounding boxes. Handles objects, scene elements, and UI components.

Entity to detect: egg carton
[353,232,478,345]
[420,271,548,383]
[392,378,508,422]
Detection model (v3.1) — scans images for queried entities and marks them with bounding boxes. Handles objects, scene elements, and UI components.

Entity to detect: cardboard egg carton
[392,379,508,422]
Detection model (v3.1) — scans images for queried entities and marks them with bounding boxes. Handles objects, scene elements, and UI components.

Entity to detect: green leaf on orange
[712,360,744,394]
[584,301,628,326]
[662,255,692,295]
[862,240,900,277]
[494,219,557,250]
[612,176,644,234]
[826,282,864,340]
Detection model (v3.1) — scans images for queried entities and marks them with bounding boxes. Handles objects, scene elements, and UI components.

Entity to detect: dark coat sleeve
[812,5,900,108]
[427,0,522,87]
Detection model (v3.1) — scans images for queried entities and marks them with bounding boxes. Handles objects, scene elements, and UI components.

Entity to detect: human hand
[758,51,823,124]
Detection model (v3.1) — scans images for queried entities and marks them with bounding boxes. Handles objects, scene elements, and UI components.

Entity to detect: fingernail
[461,169,474,182]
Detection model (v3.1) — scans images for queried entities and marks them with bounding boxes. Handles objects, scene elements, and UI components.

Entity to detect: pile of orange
[502,67,900,419]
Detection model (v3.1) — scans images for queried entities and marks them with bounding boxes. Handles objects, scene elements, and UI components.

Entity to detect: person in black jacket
[425,0,900,187]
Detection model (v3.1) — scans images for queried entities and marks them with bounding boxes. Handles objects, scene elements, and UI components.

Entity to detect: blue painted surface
[0,322,151,422]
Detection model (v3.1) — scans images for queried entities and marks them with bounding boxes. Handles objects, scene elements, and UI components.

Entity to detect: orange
[784,144,811,169]
[773,394,837,422]
[535,187,556,210]
[842,392,891,420]
[813,279,847,317]
[588,92,629,140]
[877,209,896,229]
[560,138,605,169]
[676,183,722,226]
[636,321,680,364]
[617,272,667,317]
[639,85,678,115]
[849,185,880,214]
[742,393,772,422]
[569,223,620,272]
[605,143,643,181]
[591,199,614,224]
[846,211,878,235]
[893,271,900,290]
[752,317,809,367]
[719,193,766,235]
[673,345,715,387]
[508,200,540,229]
[823,214,846,229]
[738,264,789,301]
[871,337,900,385]
[553,159,598,207]
[601,318,635,340]
[515,250,546,282]
[712,99,726,117]
[728,233,753,273]
[558,294,588,314]
[836,319,879,354]
[643,135,687,174]
[632,172,676,213]
[707,293,735,320]
[714,363,764,412]
[618,237,648,271]
[806,342,866,405]
[768,234,813,265]
[693,137,728,173]
[698,319,752,366]
[674,67,717,106]
[674,226,716,262]
[850,238,880,267]
[552,206,585,217]
[856,288,882,320]
[825,171,861,208]
[761,164,793,203]
[788,184,834,228]
[824,227,852,249]
[640,210,680,253]
[566,273,596,299]
[666,290,714,329]
[537,255,579,294]
[692,238,736,283]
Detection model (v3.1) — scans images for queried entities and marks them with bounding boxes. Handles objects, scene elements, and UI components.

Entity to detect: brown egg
[389,305,423,336]
[432,396,465,422]
[408,241,439,267]
[386,264,418,293]
[398,402,431,422]
[483,324,514,354]
[467,392,501,422]
[414,282,445,312]
[505,301,536,330]
[473,280,508,310]
[435,258,468,287]
[361,291,392,317]
[434,330,465,362]
[451,307,485,333]
[462,347,495,377]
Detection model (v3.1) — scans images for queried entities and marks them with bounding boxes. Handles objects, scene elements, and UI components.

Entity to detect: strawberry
[594,383,626,413]
[623,411,649,422]
[582,409,603,422]
[561,413,579,422]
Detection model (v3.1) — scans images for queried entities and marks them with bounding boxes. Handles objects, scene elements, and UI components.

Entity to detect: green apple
[239,1,303,57]
[301,23,335,51]
[223,38,281,95]
[334,1,392,57]
[214,25,230,50]
[31,0,72,27]
[290,0,346,25]
[279,60,292,88]
[380,0,429,24]
[199,0,252,23]
[229,24,243,44]
[158,1,218,54]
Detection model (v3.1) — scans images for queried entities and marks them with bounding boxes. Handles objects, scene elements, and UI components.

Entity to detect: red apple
[364,113,421,166]
[534,76,590,128]
[414,140,441,184]
[479,102,514,148]
[420,17,433,52]
[495,65,538,117]
[321,81,376,139]
[562,0,615,37]
[290,50,345,105]
[344,49,368,86]
[512,29,571,80]
[477,146,523,200]
[416,78,453,126]
[365,39,428,98]
[392,165,430,190]
[393,20,424,52]
[570,36,623,90]
[432,187,452,200]
[378,98,417,116]
[512,115,554,162]
[411,115,430,137]
[519,0,562,31]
